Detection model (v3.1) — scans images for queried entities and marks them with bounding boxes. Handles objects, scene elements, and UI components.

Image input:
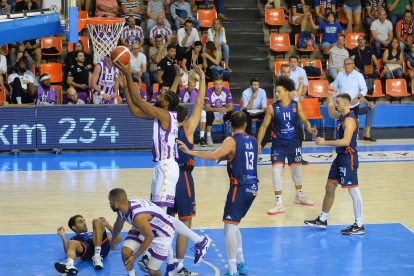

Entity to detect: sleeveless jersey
[93,61,119,99]
[227,133,259,186]
[175,126,194,172]
[117,199,175,238]
[336,111,358,154]
[71,231,108,243]
[152,111,178,162]
[271,100,299,140]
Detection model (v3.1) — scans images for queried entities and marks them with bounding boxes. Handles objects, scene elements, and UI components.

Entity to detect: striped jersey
[149,25,172,44]
[121,26,144,45]
[152,111,178,162]
[336,111,358,154]
[176,126,194,172]
[117,199,175,238]
[271,100,299,140]
[92,61,119,104]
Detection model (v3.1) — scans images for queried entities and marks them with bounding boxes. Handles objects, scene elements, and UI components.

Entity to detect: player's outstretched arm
[257,105,273,153]
[298,102,317,135]
[327,86,341,120]
[110,216,125,250]
[57,226,68,253]
[99,217,123,243]
[186,63,206,134]
[169,64,182,93]
[316,117,356,147]
[178,136,235,160]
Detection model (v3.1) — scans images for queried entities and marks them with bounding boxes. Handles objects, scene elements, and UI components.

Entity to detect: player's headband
[40,74,50,82]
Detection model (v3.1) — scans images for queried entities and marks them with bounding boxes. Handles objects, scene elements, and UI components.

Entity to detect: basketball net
[87,21,124,57]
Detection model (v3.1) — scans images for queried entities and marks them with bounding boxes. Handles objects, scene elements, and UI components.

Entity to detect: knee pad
[200,110,206,122]
[291,165,302,186]
[272,164,283,191]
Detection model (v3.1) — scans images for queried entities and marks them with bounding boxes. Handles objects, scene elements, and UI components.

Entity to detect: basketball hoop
[79,17,125,57]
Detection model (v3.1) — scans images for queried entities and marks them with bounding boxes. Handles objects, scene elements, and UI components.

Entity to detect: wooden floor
[1,152,413,235]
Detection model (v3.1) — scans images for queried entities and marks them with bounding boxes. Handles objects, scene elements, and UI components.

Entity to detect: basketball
[111,46,131,65]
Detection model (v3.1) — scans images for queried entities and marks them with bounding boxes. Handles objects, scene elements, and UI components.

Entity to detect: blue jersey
[271,100,299,140]
[336,111,358,155]
[176,126,194,172]
[227,133,259,186]
[71,231,108,244]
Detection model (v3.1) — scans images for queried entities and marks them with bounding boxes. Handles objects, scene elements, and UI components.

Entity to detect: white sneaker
[206,136,214,146]
[54,262,78,275]
[92,255,104,270]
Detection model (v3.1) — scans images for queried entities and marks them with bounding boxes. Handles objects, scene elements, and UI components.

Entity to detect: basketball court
[1,139,414,275]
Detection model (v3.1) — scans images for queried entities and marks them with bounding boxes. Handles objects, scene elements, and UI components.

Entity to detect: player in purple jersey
[54,215,123,275]
[91,56,120,104]
[305,90,364,235]
[257,76,317,215]
[179,111,258,276]
[151,82,171,103]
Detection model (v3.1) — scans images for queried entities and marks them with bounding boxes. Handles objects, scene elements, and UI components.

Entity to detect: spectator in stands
[8,62,34,104]
[203,76,234,146]
[176,19,199,61]
[387,0,411,29]
[358,97,377,141]
[11,42,39,86]
[277,56,309,96]
[343,0,362,32]
[241,77,269,136]
[151,82,170,103]
[330,57,368,116]
[314,0,338,25]
[381,38,404,79]
[350,35,379,79]
[67,51,92,94]
[371,8,393,59]
[96,0,118,18]
[91,56,120,104]
[149,34,167,82]
[146,0,171,37]
[406,43,414,81]
[64,41,93,88]
[280,64,306,101]
[328,34,349,80]
[121,0,141,26]
[170,0,196,15]
[7,0,15,13]
[170,0,201,31]
[76,0,90,12]
[10,39,41,76]
[181,41,203,86]
[63,88,92,105]
[207,18,230,71]
[0,46,8,97]
[202,41,230,82]
[130,43,150,96]
[1,0,11,14]
[149,14,173,47]
[157,44,178,85]
[365,0,386,30]
[120,16,144,51]
[309,11,350,55]
[42,0,61,13]
[33,73,60,105]
[122,77,147,102]
[15,0,38,12]
[396,10,414,49]
[292,0,312,31]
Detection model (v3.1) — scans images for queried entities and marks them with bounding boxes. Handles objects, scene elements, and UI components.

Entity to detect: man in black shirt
[157,44,177,86]
[67,51,91,93]
[350,35,380,79]
[15,0,38,12]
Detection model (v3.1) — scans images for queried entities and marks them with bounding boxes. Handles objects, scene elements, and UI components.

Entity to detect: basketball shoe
[294,195,314,206]
[54,262,78,275]
[206,136,214,146]
[175,267,199,275]
[304,216,327,229]
[237,262,249,274]
[92,255,103,269]
[199,137,207,147]
[223,271,239,276]
[341,223,365,235]
[193,236,212,264]
[165,260,184,276]
[267,202,285,215]
[137,253,149,273]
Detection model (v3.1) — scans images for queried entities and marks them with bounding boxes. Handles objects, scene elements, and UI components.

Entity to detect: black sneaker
[341,223,365,235]
[304,216,327,229]
[176,267,199,275]
[137,253,149,273]
[54,262,78,275]
[199,137,207,147]
[302,159,309,165]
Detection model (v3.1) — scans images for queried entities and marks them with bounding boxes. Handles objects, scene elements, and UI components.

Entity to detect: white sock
[200,131,205,137]
[16,97,22,104]
[207,132,211,137]
[296,189,304,198]
[356,218,363,227]
[228,259,237,274]
[178,258,184,264]
[94,247,101,257]
[67,258,74,266]
[320,211,329,222]
[128,269,136,276]
[170,217,202,244]
[236,248,244,263]
[275,195,282,204]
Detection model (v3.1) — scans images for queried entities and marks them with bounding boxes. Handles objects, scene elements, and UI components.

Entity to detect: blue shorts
[78,232,110,261]
[168,170,196,219]
[223,183,258,225]
[328,153,359,188]
[271,137,302,166]
[343,4,362,14]
[321,42,337,49]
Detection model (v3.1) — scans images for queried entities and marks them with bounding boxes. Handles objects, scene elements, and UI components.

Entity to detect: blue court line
[0,223,413,276]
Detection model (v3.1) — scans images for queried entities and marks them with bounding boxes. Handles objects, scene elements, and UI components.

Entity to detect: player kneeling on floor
[54,216,123,275]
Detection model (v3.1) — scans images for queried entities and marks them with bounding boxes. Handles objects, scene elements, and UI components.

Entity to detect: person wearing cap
[67,50,92,94]
[32,73,60,105]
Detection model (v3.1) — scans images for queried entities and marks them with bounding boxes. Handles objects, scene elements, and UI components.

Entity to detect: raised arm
[178,135,235,160]
[316,117,356,147]
[185,64,206,133]
[327,86,341,120]
[257,105,273,153]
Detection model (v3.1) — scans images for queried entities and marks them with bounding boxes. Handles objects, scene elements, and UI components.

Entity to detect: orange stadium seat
[308,80,329,98]
[295,33,317,52]
[275,60,289,76]
[301,59,326,78]
[153,83,159,93]
[1,45,7,56]
[139,83,147,95]
[345,33,364,50]
[41,63,62,83]
[269,34,292,58]
[41,37,63,56]
[338,7,355,24]
[366,79,384,103]
[197,9,217,28]
[68,36,90,53]
[267,99,273,106]
[385,79,411,102]
[51,85,63,104]
[208,81,229,90]
[377,59,383,74]
[0,86,6,105]
[301,98,325,138]
[265,9,287,26]
[30,65,35,75]
[201,35,207,48]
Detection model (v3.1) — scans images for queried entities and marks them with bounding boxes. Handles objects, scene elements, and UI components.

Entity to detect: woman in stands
[381,38,404,80]
[64,41,93,87]
[291,0,312,31]
[181,41,203,86]
[207,18,231,71]
[202,41,230,82]
[406,44,414,82]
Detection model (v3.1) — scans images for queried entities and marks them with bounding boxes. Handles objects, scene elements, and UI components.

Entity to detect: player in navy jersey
[305,90,364,235]
[257,76,317,215]
[167,64,206,276]
[54,215,123,275]
[179,111,258,276]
